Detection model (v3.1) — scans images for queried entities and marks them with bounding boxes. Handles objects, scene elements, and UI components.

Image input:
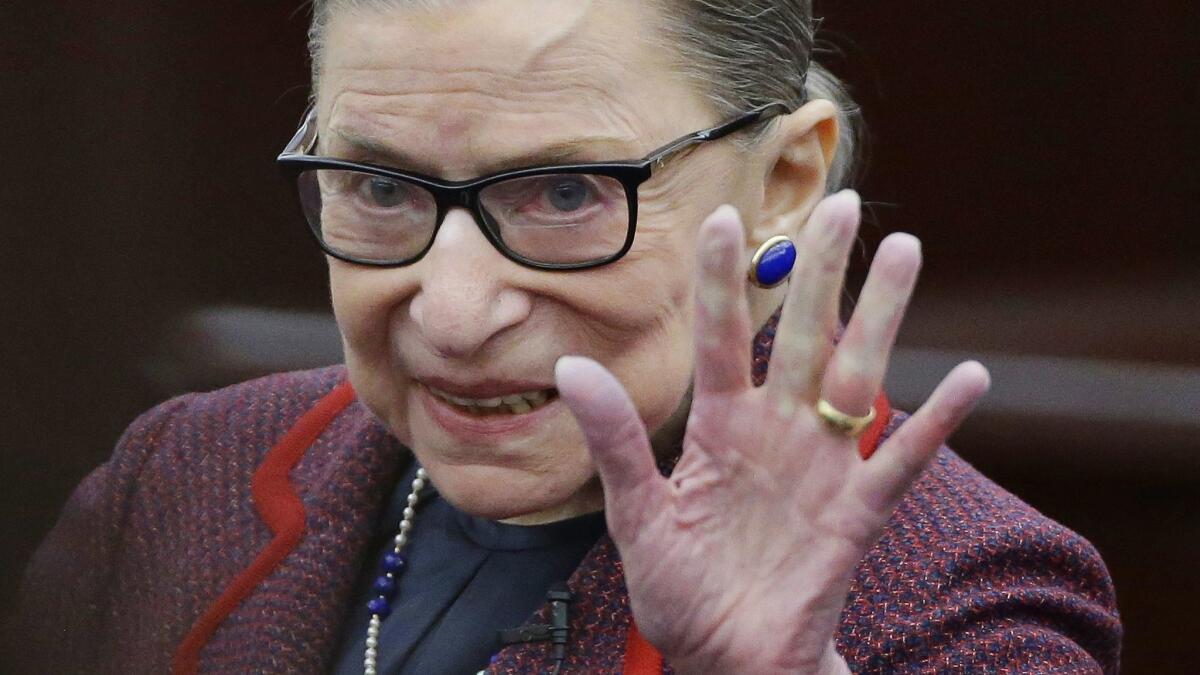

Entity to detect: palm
[646,396,872,656]
[556,192,990,674]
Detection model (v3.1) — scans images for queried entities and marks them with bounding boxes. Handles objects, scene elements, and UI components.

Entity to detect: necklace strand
[363,467,428,675]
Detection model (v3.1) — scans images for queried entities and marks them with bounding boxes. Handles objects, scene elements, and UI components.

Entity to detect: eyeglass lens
[296,169,631,265]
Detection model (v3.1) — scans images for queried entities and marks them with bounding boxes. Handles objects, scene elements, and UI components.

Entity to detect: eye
[360,176,409,208]
[545,179,592,212]
[478,173,620,227]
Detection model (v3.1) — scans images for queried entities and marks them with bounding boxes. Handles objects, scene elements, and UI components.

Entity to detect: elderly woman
[17,1,1121,673]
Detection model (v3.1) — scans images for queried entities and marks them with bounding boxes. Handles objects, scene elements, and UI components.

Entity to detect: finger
[693,205,754,397]
[554,355,667,539]
[768,190,862,402]
[821,233,922,417]
[854,361,991,514]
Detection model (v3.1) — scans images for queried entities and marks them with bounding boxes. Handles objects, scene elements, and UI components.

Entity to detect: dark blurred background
[1,2,1196,672]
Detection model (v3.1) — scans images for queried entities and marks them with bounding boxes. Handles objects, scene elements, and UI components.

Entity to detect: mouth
[422,384,560,417]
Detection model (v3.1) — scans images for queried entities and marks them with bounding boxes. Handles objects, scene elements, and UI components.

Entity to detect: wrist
[814,641,851,675]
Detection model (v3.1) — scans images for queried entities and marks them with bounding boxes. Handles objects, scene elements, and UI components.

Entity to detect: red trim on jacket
[859,392,891,460]
[622,392,893,673]
[172,381,357,675]
[623,621,666,674]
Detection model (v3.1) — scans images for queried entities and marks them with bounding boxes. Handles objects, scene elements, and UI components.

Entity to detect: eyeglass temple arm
[278,104,319,159]
[642,102,793,166]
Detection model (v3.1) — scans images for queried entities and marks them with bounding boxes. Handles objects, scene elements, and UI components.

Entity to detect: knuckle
[827,356,878,395]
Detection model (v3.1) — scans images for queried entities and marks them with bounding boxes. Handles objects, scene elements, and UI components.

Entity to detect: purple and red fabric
[16,319,1121,673]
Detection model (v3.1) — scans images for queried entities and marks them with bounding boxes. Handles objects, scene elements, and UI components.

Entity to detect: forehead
[316,0,707,176]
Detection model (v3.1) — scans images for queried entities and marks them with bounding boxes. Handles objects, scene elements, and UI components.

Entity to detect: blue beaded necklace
[362,467,428,675]
[359,467,558,675]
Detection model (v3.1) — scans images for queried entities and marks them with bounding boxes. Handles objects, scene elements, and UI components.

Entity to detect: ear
[750,99,840,248]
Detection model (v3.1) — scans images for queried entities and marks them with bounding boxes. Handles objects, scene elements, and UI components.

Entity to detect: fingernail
[702,224,738,272]
[819,191,861,245]
[707,204,742,225]
[886,232,922,257]
[555,355,586,377]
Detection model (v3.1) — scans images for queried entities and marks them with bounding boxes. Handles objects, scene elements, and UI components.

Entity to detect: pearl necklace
[363,467,428,675]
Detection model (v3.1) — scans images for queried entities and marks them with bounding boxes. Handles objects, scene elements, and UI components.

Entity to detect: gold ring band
[816,399,877,438]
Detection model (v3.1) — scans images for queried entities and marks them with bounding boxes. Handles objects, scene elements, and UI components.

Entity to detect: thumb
[555,356,665,539]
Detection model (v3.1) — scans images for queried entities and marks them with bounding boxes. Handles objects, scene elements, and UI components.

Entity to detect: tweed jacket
[17,327,1122,673]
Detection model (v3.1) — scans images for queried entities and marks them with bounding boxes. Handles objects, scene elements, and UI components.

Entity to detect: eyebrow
[327,127,641,177]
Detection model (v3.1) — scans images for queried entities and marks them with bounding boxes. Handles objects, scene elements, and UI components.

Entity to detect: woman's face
[318,0,769,522]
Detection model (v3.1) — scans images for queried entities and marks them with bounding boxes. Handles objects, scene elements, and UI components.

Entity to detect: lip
[417,375,556,400]
[416,382,562,443]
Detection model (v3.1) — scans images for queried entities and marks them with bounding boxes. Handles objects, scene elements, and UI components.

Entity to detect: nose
[408,208,532,359]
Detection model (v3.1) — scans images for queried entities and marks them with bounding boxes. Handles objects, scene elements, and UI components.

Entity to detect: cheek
[329,266,375,345]
[632,335,695,434]
[610,172,753,431]
[329,262,410,353]
[593,245,698,433]
[328,262,417,441]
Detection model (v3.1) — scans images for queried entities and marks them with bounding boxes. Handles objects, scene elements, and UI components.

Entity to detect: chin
[416,457,599,522]
[399,383,602,521]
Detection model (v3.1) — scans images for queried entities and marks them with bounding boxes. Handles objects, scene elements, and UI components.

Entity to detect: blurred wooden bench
[143,304,1200,481]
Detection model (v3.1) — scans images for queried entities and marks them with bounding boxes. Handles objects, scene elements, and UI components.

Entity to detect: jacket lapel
[177,383,407,674]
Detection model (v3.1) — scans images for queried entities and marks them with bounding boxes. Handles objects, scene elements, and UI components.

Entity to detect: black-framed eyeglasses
[277,102,792,271]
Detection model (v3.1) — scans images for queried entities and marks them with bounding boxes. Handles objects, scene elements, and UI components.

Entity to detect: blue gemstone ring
[748,235,797,288]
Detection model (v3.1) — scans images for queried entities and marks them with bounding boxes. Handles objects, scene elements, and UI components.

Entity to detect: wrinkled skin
[318,1,990,672]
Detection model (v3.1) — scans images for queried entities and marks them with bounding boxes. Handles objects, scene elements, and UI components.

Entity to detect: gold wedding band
[816,399,877,438]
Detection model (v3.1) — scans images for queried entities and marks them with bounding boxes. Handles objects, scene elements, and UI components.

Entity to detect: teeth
[428,386,555,415]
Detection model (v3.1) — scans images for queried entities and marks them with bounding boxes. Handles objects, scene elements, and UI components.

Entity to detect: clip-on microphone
[497,581,573,672]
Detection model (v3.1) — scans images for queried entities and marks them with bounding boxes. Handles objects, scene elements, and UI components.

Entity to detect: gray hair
[306,0,861,190]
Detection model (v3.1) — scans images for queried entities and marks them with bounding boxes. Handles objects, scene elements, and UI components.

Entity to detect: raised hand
[554,191,991,674]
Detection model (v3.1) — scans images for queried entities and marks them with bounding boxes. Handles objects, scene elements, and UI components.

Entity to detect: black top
[329,461,607,674]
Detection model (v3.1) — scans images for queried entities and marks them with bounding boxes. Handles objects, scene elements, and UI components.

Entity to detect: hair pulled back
[306,0,861,190]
